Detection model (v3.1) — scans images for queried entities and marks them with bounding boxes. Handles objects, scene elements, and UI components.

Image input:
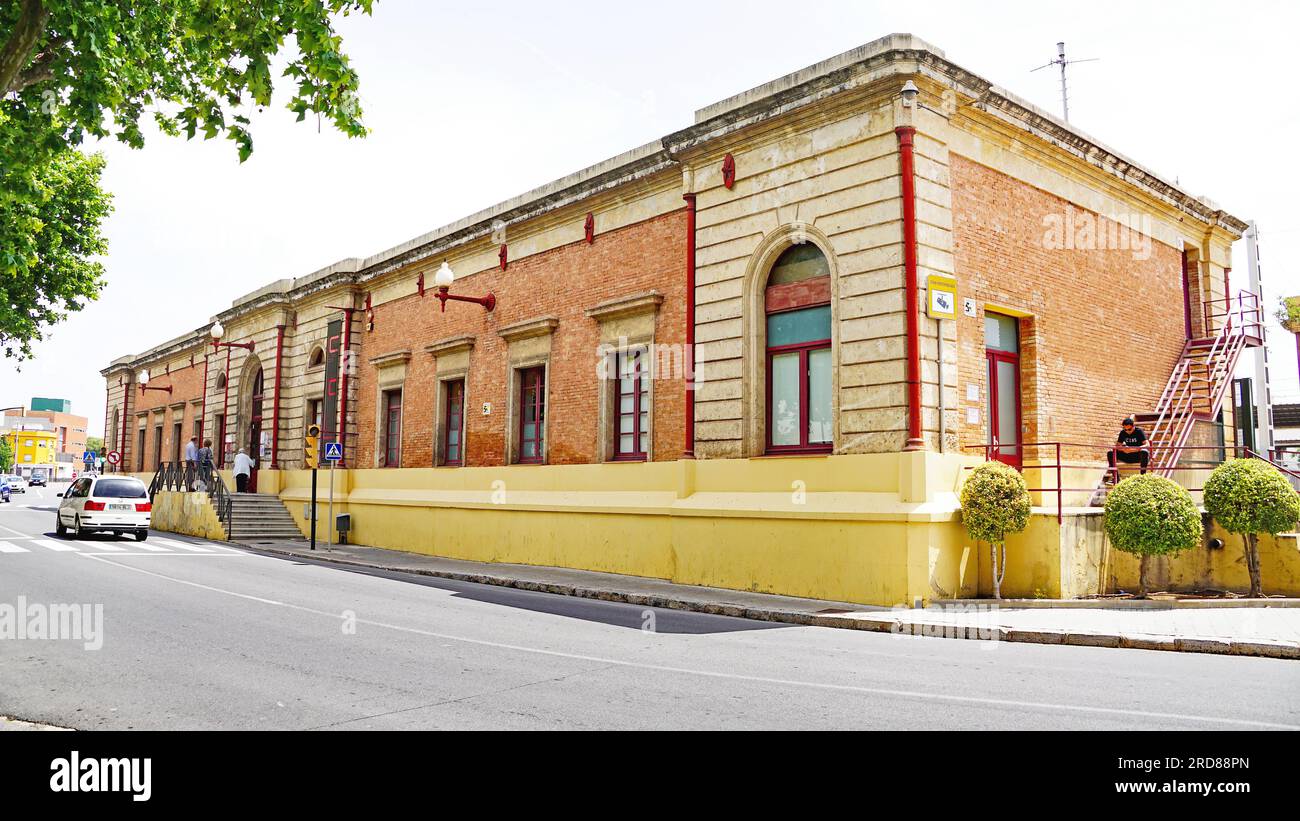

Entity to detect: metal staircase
[1135,292,1264,477]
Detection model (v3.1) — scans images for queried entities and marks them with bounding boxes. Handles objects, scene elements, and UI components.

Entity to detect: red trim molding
[683,193,697,459]
[896,125,924,451]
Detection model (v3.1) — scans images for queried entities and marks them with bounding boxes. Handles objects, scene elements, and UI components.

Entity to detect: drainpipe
[338,307,354,467]
[270,324,285,469]
[896,125,925,451]
[100,386,109,470]
[683,192,697,459]
[222,344,232,468]
[936,317,946,453]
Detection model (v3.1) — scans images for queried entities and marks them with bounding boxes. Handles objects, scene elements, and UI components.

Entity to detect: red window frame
[382,389,402,468]
[518,367,545,464]
[765,336,833,455]
[444,380,465,467]
[613,350,649,461]
[985,349,1023,469]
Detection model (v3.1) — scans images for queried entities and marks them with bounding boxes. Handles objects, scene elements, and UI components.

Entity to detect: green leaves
[0,148,112,361]
[0,1,372,358]
[1104,474,1202,558]
[960,461,1032,544]
[1204,458,1300,538]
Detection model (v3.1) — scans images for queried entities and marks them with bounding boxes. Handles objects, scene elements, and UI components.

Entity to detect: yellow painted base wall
[262,453,982,607]
[149,491,227,542]
[985,512,1300,598]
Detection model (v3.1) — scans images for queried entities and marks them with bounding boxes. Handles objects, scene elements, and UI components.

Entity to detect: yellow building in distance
[3,429,58,477]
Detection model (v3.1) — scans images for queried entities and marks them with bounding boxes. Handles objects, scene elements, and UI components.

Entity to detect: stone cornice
[584,291,665,323]
[368,349,412,368]
[422,335,476,357]
[497,316,560,343]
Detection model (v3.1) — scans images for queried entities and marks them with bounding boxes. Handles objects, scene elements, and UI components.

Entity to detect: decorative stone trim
[423,335,477,357]
[584,291,664,323]
[497,316,559,343]
[368,350,412,368]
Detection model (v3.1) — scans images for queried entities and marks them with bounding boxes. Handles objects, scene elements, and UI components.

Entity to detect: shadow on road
[266,552,789,636]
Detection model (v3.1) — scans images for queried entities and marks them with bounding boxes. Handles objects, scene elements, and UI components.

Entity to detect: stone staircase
[226,493,305,542]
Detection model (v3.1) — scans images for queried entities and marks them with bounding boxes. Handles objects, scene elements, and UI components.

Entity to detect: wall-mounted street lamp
[900,80,919,108]
[432,262,495,313]
[137,369,173,395]
[210,321,255,352]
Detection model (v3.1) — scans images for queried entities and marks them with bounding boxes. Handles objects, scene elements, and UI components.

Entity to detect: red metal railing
[962,441,1293,523]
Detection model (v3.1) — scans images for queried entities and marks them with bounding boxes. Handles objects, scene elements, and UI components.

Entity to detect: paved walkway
[233,538,1300,659]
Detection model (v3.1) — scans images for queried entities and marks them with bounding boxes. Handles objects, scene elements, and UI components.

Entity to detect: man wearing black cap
[1106,417,1149,483]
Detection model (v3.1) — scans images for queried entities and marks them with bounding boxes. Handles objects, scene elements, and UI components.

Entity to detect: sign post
[323,442,343,549]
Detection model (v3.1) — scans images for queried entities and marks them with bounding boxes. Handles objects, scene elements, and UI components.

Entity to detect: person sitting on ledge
[1106,416,1149,483]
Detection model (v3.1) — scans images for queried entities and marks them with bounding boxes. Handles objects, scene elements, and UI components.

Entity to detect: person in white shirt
[233,448,255,493]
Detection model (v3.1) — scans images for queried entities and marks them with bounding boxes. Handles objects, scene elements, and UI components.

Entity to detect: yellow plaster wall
[149,491,228,541]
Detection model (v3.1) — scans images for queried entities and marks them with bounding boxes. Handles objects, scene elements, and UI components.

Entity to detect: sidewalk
[236,538,1300,660]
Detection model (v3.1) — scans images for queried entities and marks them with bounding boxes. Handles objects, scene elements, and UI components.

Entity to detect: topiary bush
[1103,474,1202,597]
[1203,458,1300,598]
[960,461,1031,599]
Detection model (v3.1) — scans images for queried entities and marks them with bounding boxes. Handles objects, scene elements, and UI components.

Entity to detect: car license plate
[109,503,133,511]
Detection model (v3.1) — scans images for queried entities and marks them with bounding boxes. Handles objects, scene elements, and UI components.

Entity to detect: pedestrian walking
[233,448,255,493]
[196,438,215,492]
[184,435,199,489]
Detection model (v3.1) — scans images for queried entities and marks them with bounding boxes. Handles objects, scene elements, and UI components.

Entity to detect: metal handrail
[147,460,233,534]
[962,441,1297,522]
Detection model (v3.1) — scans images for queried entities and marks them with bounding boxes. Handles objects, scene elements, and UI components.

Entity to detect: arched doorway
[235,358,265,493]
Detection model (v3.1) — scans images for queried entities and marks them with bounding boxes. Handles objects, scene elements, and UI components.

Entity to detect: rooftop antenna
[1032,41,1098,121]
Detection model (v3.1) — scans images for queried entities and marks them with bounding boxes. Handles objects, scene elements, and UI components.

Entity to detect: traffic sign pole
[327,459,334,549]
[310,468,318,551]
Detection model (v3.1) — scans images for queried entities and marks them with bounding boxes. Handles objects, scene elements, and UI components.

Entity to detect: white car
[4,474,26,493]
[56,476,151,541]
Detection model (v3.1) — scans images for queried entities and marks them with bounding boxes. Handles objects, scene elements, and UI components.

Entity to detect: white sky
[4,0,1299,437]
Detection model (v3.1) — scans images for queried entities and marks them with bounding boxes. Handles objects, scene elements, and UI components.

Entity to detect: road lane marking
[33,539,79,552]
[77,553,1300,731]
[150,538,212,552]
[0,541,30,553]
[132,542,171,552]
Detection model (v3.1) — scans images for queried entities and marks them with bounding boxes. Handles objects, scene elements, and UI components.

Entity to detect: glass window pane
[808,347,832,444]
[448,430,459,446]
[996,359,1019,458]
[770,353,802,446]
[620,416,633,434]
[619,434,634,453]
[522,441,536,459]
[985,313,1019,353]
[768,305,831,347]
[619,395,634,414]
[767,244,829,285]
[639,412,649,436]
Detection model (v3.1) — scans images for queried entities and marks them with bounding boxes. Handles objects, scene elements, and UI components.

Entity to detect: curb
[241,544,1300,661]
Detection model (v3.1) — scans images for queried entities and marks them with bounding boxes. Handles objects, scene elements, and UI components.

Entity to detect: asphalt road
[1,487,1298,730]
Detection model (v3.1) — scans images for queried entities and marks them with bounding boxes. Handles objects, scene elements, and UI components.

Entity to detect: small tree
[1103,474,1202,597]
[1203,459,1300,598]
[960,462,1031,599]
[0,436,11,472]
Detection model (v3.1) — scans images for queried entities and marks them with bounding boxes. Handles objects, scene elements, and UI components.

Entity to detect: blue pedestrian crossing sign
[323,442,344,462]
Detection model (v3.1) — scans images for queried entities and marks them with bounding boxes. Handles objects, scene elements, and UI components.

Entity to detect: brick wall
[128,355,206,468]
[353,210,687,468]
[950,154,1187,461]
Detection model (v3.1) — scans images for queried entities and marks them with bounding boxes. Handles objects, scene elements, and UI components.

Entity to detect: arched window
[308,346,325,368]
[765,244,832,453]
[215,372,227,391]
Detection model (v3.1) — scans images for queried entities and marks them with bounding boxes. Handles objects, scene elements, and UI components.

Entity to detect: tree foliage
[960,461,1031,544]
[0,436,12,472]
[1,147,111,360]
[1,0,372,359]
[1204,459,1300,539]
[1104,474,1202,558]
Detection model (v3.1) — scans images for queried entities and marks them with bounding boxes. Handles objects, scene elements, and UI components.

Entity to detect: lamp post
[432,262,495,312]
[137,369,173,395]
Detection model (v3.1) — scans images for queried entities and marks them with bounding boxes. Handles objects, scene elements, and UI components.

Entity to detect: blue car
[0,477,10,504]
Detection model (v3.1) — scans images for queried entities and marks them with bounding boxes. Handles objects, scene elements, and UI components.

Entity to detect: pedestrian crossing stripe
[33,539,78,552]
[149,538,212,553]
[0,542,29,553]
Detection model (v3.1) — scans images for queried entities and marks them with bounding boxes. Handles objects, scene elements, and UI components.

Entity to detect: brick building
[103,35,1264,605]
